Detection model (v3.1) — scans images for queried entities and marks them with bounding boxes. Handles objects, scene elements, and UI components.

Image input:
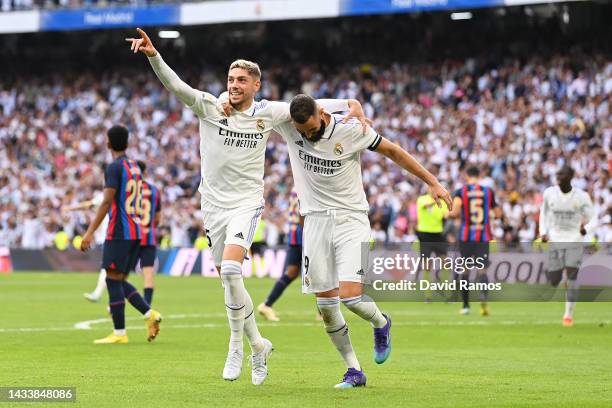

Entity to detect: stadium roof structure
[0,0,588,34]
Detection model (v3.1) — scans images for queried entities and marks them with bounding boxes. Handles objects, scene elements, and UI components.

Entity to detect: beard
[302,120,326,143]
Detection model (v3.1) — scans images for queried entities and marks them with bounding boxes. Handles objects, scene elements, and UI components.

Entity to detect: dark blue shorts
[458,241,490,268]
[139,245,157,268]
[286,244,302,268]
[102,240,141,273]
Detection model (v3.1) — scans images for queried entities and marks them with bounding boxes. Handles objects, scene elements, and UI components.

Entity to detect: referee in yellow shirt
[416,192,449,301]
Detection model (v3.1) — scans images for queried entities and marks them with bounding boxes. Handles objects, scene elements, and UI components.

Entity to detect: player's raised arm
[126,28,198,107]
[374,137,452,210]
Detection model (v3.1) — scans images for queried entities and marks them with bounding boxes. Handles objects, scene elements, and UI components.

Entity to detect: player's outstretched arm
[61,199,95,214]
[80,188,115,251]
[374,137,452,210]
[126,28,197,107]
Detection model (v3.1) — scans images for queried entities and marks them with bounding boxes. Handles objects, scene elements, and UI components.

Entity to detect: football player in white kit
[539,165,597,327]
[275,94,452,388]
[126,28,369,385]
[61,191,109,302]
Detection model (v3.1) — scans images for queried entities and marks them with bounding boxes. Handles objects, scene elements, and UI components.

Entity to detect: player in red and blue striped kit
[80,125,162,344]
[258,189,303,321]
[448,166,502,316]
[136,161,162,306]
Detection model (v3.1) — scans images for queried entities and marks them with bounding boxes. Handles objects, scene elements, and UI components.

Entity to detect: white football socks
[317,297,360,371]
[220,260,246,351]
[565,279,578,318]
[341,295,387,328]
[92,269,107,298]
[243,288,265,353]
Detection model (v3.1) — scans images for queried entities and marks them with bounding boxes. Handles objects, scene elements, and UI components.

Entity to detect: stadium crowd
[1,36,611,248]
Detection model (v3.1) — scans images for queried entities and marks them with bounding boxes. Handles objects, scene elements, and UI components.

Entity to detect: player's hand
[125,28,158,57]
[80,233,93,252]
[221,102,233,117]
[215,91,232,117]
[580,223,587,236]
[540,234,549,243]
[429,182,452,211]
[343,99,372,134]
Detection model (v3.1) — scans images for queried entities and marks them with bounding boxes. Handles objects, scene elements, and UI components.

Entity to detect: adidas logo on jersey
[219,118,228,126]
[234,232,244,239]
[295,140,304,147]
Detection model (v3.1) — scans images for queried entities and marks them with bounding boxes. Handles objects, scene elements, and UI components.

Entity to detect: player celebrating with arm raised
[274,95,452,389]
[126,28,368,385]
[539,165,597,327]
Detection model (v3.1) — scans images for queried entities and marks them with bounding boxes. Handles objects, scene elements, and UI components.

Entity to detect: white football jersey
[92,192,109,245]
[539,185,596,242]
[275,114,382,214]
[187,92,350,209]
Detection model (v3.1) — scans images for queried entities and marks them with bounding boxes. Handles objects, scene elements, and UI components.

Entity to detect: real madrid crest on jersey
[256,119,265,132]
[334,143,344,156]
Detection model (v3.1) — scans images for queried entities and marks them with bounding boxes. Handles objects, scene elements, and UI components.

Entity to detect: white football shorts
[301,209,371,294]
[201,199,264,266]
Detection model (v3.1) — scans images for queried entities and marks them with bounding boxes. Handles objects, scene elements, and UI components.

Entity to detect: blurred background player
[416,189,449,302]
[279,94,452,388]
[61,192,109,302]
[136,160,162,306]
[447,166,502,316]
[126,27,366,385]
[258,189,302,322]
[539,165,597,327]
[80,125,162,344]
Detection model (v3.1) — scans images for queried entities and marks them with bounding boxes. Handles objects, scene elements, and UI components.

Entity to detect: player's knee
[286,265,300,280]
[106,270,125,280]
[548,270,562,287]
[338,282,363,299]
[566,268,579,281]
[222,244,246,263]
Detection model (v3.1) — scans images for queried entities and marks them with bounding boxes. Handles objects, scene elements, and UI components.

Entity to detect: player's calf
[95,276,127,344]
[317,295,362,385]
[341,294,391,364]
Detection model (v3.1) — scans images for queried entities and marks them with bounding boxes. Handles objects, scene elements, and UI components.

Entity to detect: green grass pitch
[1,272,611,407]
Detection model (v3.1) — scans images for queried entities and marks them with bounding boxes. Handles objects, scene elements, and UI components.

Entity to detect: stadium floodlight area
[0,0,588,34]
